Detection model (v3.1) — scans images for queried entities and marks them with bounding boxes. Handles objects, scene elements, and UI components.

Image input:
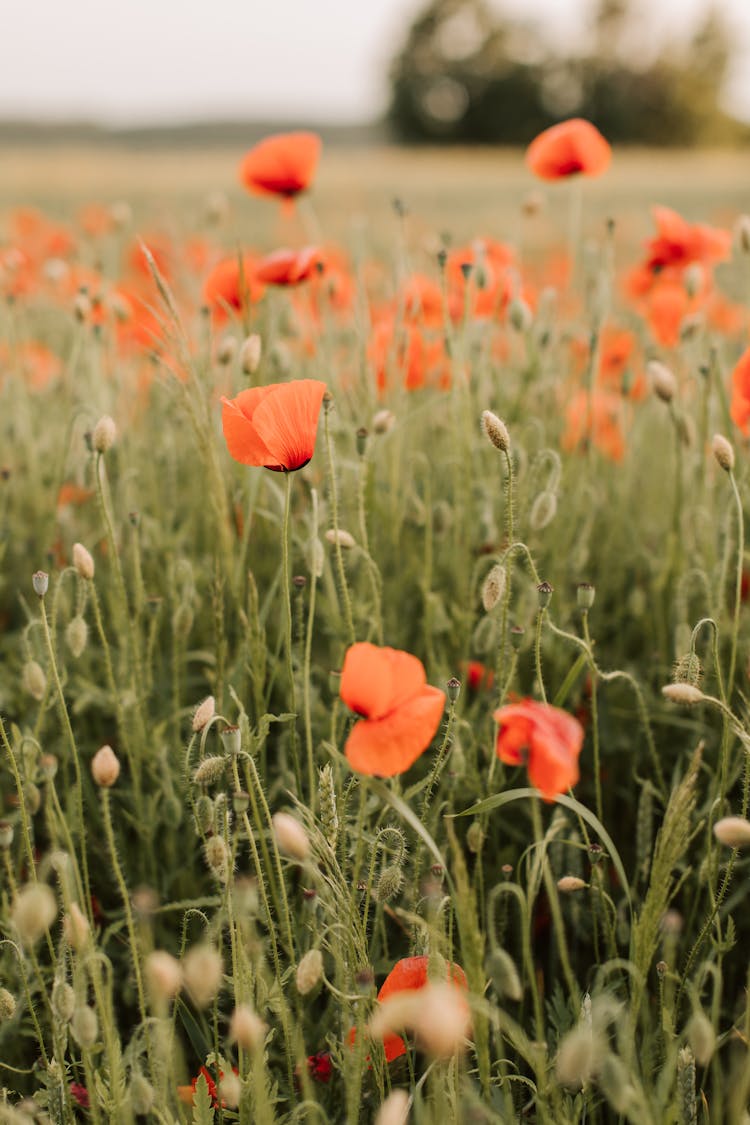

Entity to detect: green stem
[728,470,745,700]
[281,472,301,795]
[324,407,356,646]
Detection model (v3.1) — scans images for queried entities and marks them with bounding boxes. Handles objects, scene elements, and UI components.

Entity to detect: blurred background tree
[388,0,745,145]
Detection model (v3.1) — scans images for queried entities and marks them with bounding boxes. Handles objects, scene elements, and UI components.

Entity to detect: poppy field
[3,124,750,1124]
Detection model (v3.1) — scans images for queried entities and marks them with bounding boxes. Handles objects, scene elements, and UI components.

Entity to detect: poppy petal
[344,685,445,777]
[250,379,327,471]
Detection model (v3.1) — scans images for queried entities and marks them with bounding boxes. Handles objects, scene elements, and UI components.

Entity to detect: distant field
[4,145,750,246]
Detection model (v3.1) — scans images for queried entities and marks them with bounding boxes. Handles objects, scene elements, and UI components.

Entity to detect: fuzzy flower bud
[712,433,734,472]
[204,835,231,883]
[219,1072,241,1109]
[192,696,216,732]
[411,983,472,1058]
[22,661,46,701]
[373,409,395,434]
[529,490,557,530]
[686,1010,715,1066]
[11,884,57,945]
[557,875,587,893]
[325,528,356,550]
[240,334,262,375]
[65,616,89,658]
[0,988,16,1021]
[183,944,223,1008]
[62,903,91,951]
[713,816,750,849]
[70,1004,98,1048]
[129,1075,155,1117]
[52,980,76,1022]
[374,1090,410,1125]
[192,755,227,786]
[485,947,522,1002]
[481,564,506,612]
[648,360,677,403]
[481,410,510,453]
[145,951,183,1002]
[376,865,404,903]
[72,543,95,580]
[91,744,120,787]
[661,683,705,706]
[272,812,310,861]
[296,948,324,995]
[92,414,116,453]
[555,1024,599,1088]
[230,1003,267,1050]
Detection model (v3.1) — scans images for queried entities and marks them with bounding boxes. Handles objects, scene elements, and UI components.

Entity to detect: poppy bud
[598,1053,635,1114]
[296,948,324,995]
[374,1090,410,1125]
[230,1003,267,1050]
[272,812,310,861]
[219,1073,241,1109]
[71,1005,98,1048]
[52,980,76,1023]
[529,490,557,530]
[145,950,183,1001]
[376,865,404,903]
[577,583,595,611]
[192,695,216,732]
[91,744,120,787]
[508,298,532,332]
[66,614,89,659]
[661,683,705,706]
[240,334,262,375]
[713,816,750,848]
[183,945,223,1008]
[481,410,510,453]
[129,1075,155,1117]
[32,571,49,598]
[0,988,16,1021]
[216,335,237,366]
[204,836,231,883]
[92,415,117,453]
[373,409,395,434]
[446,676,461,704]
[686,1011,715,1065]
[325,528,356,550]
[192,754,225,789]
[555,1024,598,1088]
[220,726,242,755]
[712,433,734,472]
[412,983,471,1058]
[481,564,506,612]
[193,794,214,835]
[0,822,13,848]
[648,360,677,403]
[72,543,95,580]
[11,884,57,945]
[486,948,522,1002]
[22,661,46,702]
[536,581,553,609]
[63,903,91,951]
[558,875,587,893]
[466,821,484,853]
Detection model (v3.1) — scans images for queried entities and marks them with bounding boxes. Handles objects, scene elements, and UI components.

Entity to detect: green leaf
[452,787,632,917]
[191,1072,215,1125]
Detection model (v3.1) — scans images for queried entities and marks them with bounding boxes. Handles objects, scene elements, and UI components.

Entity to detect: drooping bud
[52,980,76,1022]
[192,755,227,786]
[376,865,404,903]
[713,816,750,849]
[686,1010,715,1066]
[712,433,734,472]
[182,945,223,1008]
[296,948,324,995]
[62,903,91,951]
[70,1005,98,1048]
[145,950,183,1002]
[481,564,506,612]
[529,490,557,530]
[485,947,522,1002]
[555,1024,598,1088]
[22,661,46,701]
[204,835,231,883]
[661,683,705,706]
[128,1074,155,1117]
[66,616,89,658]
[0,988,16,1021]
[325,528,356,550]
[192,695,215,732]
[557,875,587,893]
[272,813,310,861]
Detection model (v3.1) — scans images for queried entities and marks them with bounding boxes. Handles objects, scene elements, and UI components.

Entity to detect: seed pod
[296,948,324,995]
[65,616,89,658]
[32,571,49,598]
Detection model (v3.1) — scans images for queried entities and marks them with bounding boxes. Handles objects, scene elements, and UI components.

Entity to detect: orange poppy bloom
[731,347,750,434]
[525,118,611,181]
[339,643,446,777]
[203,255,265,321]
[375,956,468,1062]
[493,699,584,801]
[255,246,322,286]
[644,205,731,274]
[239,132,321,200]
[221,379,327,471]
[562,389,625,461]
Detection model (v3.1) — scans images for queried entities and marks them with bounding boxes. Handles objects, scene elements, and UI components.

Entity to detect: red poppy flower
[526,118,611,181]
[203,255,265,322]
[644,206,731,274]
[375,956,468,1062]
[255,247,322,286]
[339,643,446,777]
[221,379,327,471]
[70,1083,89,1109]
[239,132,321,200]
[561,389,625,462]
[177,1065,239,1107]
[306,1051,333,1083]
[731,346,750,434]
[493,699,584,801]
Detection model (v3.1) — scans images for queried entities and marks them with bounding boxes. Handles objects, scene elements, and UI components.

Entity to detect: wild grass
[1,144,750,1123]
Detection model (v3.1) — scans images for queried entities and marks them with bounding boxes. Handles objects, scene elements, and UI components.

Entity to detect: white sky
[4,0,750,124]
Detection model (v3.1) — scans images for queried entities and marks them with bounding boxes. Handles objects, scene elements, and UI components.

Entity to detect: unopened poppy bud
[230,1003,267,1050]
[92,414,116,453]
[72,543,95,580]
[481,410,510,453]
[193,755,226,787]
[376,865,404,903]
[63,903,91,951]
[272,812,310,860]
[325,528,356,550]
[192,695,215,732]
[322,389,334,412]
[536,581,553,609]
[375,1090,410,1125]
[509,624,525,651]
[373,409,395,434]
[73,291,92,323]
[486,947,522,1002]
[183,945,223,1008]
[216,335,236,365]
[598,1053,635,1114]
[356,427,369,457]
[129,1075,155,1117]
[661,683,705,706]
[220,725,242,755]
[446,676,461,704]
[713,816,750,848]
[686,1010,715,1065]
[24,783,41,815]
[0,988,16,1021]
[555,1024,597,1088]
[91,744,120,787]
[39,753,58,780]
[0,822,13,848]
[218,1073,241,1109]
[577,583,595,611]
[412,983,471,1058]
[558,875,587,893]
[12,883,57,945]
[32,571,48,598]
[712,433,734,472]
[66,615,88,658]
[240,333,262,374]
[466,820,484,853]
[648,360,677,403]
[529,490,557,530]
[481,564,506,612]
[508,298,532,332]
[296,948,324,995]
[22,660,46,701]
[204,835,231,883]
[70,1004,98,1048]
[145,950,182,1001]
[52,980,76,1022]
[193,794,214,834]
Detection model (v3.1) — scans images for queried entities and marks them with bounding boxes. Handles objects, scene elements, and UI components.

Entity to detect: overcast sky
[5,0,750,123]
